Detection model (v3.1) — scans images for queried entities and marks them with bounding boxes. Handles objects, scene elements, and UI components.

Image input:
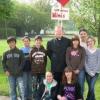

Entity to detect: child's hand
[61,96,67,100]
[74,69,80,74]
[5,71,10,76]
[57,95,67,100]
[57,95,62,100]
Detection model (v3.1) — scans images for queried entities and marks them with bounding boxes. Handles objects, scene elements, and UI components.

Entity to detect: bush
[0,28,16,39]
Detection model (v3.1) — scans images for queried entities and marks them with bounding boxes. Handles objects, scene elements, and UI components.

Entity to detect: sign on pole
[57,0,70,6]
[51,7,69,20]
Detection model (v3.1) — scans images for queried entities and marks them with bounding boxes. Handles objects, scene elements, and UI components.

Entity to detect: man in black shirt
[47,25,71,87]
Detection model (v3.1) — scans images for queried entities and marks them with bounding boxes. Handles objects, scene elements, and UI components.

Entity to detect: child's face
[35,39,42,47]
[65,71,72,80]
[23,38,30,47]
[72,40,79,48]
[46,72,53,83]
[8,41,16,49]
[87,38,95,48]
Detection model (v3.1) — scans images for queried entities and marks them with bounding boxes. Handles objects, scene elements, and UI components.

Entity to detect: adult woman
[85,36,100,100]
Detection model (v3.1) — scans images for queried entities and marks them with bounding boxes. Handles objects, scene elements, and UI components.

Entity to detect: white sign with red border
[51,7,69,20]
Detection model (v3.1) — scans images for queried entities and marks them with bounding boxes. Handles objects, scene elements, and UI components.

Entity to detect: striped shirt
[85,48,100,76]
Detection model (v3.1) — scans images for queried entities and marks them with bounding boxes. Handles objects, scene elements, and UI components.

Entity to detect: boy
[30,35,47,98]
[21,36,32,100]
[2,36,26,100]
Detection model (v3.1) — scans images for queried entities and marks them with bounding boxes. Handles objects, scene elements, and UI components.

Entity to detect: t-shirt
[59,83,82,100]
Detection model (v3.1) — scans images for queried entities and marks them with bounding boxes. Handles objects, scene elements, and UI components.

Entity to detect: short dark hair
[79,28,88,34]
[35,35,42,41]
[7,36,16,43]
[22,36,30,41]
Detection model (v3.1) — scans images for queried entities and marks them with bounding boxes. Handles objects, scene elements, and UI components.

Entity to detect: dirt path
[0,96,21,100]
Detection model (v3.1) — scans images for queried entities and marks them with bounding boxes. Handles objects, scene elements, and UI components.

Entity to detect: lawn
[0,36,100,100]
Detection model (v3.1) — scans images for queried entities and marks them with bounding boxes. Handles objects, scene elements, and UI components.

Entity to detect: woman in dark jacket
[36,71,58,100]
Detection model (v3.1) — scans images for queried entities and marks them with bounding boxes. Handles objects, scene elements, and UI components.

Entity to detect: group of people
[2,25,100,100]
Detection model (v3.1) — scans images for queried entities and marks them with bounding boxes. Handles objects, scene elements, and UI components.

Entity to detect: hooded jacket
[30,45,47,75]
[36,79,58,100]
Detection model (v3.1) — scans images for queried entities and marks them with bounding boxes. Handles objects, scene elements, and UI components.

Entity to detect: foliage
[0,28,16,38]
[70,0,100,44]
[0,0,14,19]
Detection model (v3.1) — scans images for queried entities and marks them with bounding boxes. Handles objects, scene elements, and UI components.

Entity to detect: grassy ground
[0,37,100,100]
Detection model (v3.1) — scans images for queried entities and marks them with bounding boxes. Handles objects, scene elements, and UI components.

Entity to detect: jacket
[36,79,58,100]
[2,47,24,76]
[30,45,47,75]
[47,37,71,72]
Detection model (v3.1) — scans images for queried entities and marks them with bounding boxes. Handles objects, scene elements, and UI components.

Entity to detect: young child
[36,71,58,100]
[57,67,82,100]
[30,35,47,97]
[21,36,32,100]
[2,36,26,100]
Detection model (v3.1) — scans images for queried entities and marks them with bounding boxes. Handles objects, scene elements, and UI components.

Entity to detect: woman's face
[65,71,72,80]
[46,72,53,83]
[80,31,88,40]
[72,40,79,48]
[87,38,95,48]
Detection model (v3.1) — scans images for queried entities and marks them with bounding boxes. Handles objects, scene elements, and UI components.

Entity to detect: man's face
[54,26,63,39]
[8,41,16,49]
[80,31,88,40]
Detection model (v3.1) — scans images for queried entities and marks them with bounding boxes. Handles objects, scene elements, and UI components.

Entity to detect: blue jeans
[32,74,44,98]
[23,72,32,99]
[86,73,99,100]
[78,68,85,99]
[8,75,26,100]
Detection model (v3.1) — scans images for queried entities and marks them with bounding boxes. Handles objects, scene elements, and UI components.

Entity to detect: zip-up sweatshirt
[2,47,24,76]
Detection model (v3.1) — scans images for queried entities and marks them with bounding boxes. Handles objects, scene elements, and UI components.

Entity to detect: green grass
[0,37,100,100]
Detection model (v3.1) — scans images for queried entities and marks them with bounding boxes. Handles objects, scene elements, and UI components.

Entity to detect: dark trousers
[53,72,62,88]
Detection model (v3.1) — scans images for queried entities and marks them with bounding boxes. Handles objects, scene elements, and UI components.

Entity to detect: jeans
[23,72,32,99]
[32,74,44,98]
[78,68,85,99]
[8,75,26,100]
[86,73,99,100]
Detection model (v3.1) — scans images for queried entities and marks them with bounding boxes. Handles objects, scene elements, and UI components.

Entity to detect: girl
[85,36,100,100]
[57,67,82,100]
[66,35,85,99]
[36,71,58,100]
[66,35,85,75]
